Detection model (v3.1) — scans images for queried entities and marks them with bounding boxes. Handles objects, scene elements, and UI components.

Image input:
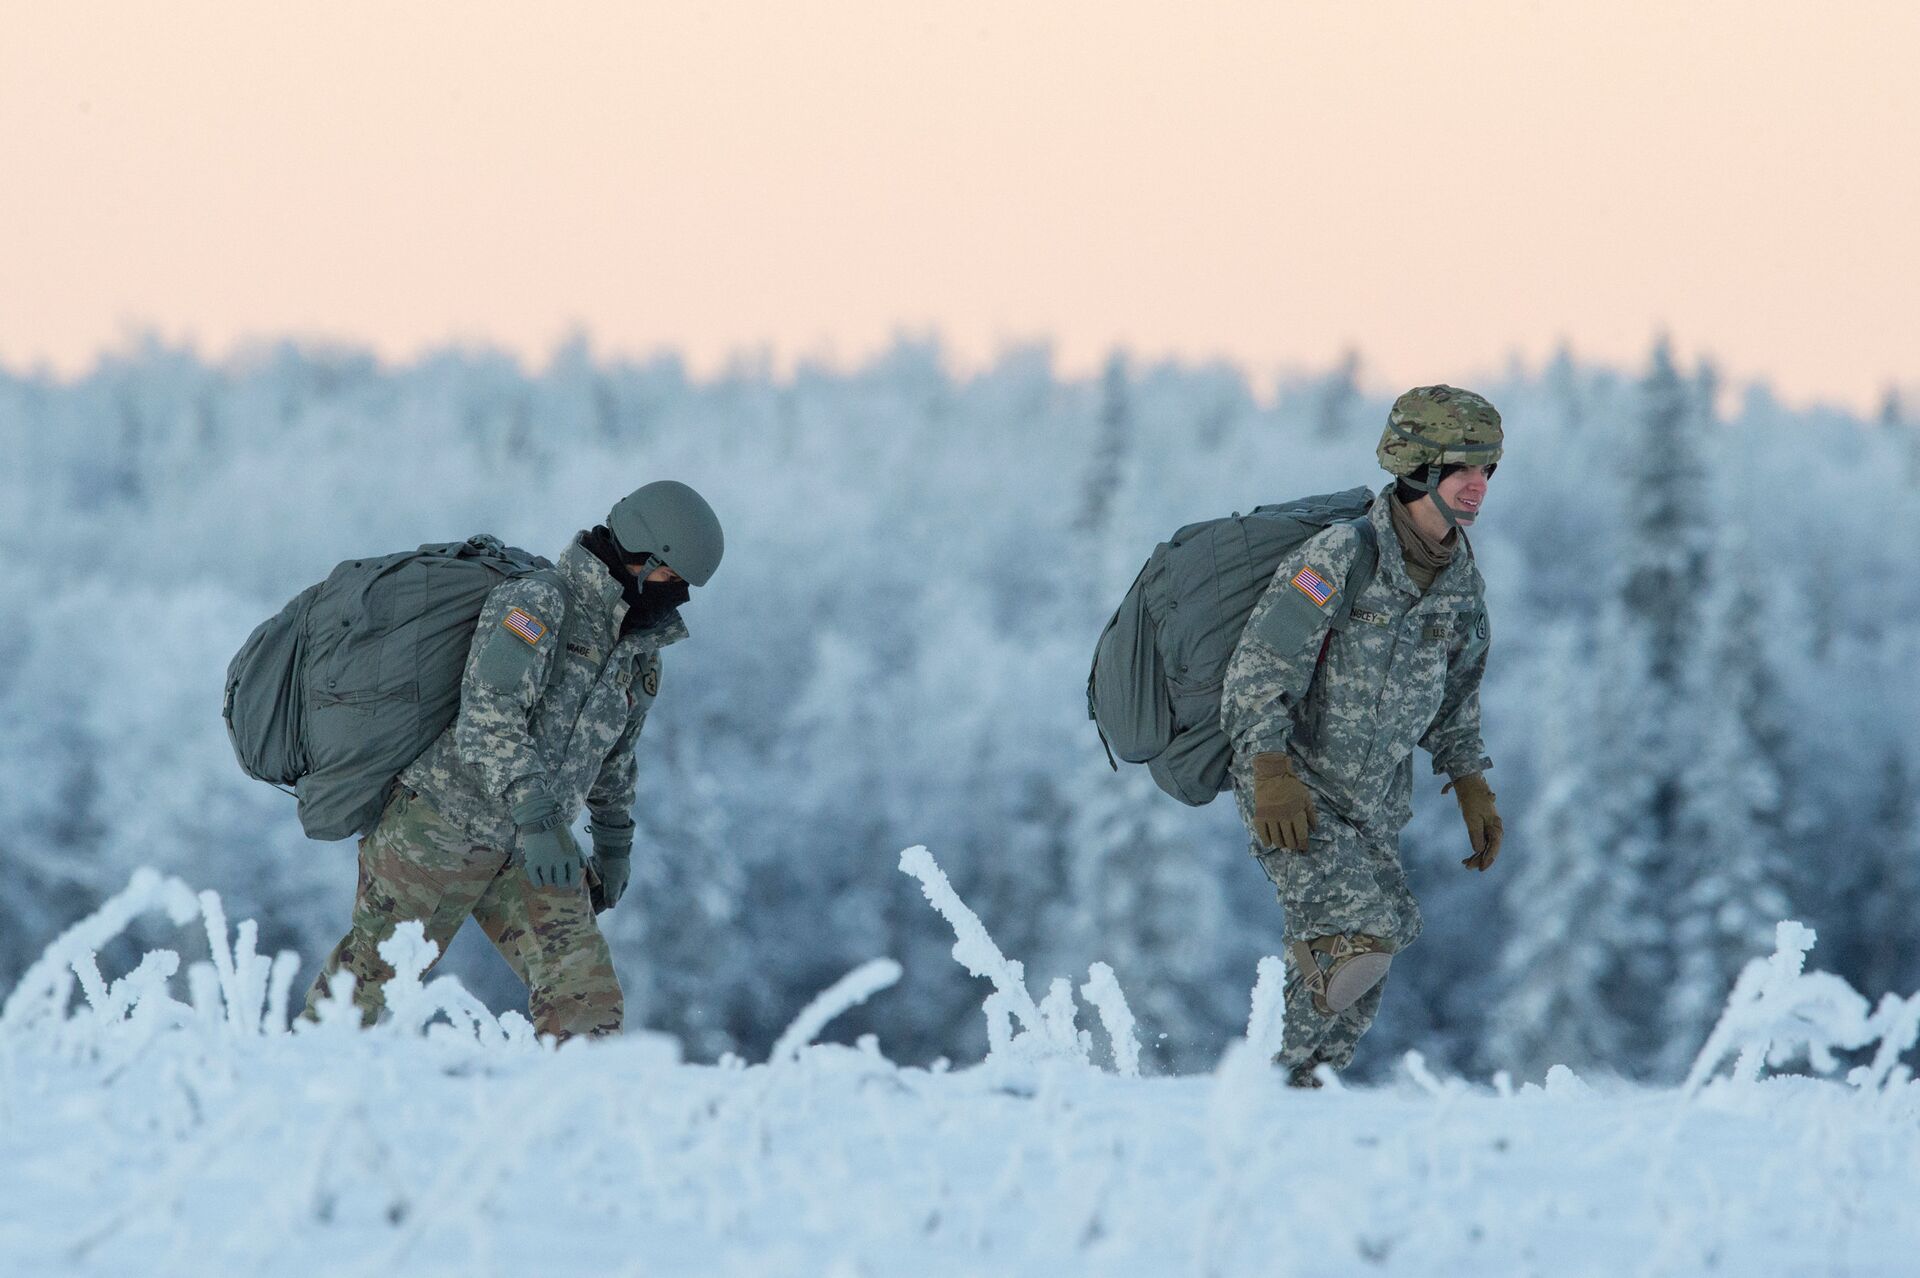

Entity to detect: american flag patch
[1291,566,1335,607]
[502,607,547,646]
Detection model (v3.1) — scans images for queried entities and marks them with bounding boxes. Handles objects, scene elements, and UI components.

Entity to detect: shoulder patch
[502,607,547,646]
[1290,566,1336,608]
[1252,574,1335,656]
[642,666,660,697]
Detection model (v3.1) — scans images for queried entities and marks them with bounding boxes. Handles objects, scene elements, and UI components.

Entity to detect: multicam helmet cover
[1376,385,1504,478]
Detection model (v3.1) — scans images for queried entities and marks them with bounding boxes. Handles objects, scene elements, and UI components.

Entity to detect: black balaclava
[580,526,689,636]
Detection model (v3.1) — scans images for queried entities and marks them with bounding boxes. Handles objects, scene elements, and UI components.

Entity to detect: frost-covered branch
[898,845,1102,1068]
[1683,921,1884,1093]
[0,867,201,1033]
[1243,956,1286,1063]
[769,958,903,1062]
[1079,962,1141,1078]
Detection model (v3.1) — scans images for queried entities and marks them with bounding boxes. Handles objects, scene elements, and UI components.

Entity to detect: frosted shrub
[768,958,903,1063]
[1079,961,1143,1078]
[0,868,531,1066]
[898,845,1142,1074]
[1209,955,1288,1090]
[1685,920,1920,1093]
[198,887,303,1040]
[0,867,203,1040]
[349,921,537,1049]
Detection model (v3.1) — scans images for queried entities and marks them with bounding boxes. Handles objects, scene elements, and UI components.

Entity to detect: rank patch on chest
[1291,566,1336,608]
[502,607,547,646]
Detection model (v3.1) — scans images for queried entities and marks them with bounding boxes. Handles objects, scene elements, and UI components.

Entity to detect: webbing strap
[527,566,576,697]
[1327,515,1380,635]
[1289,940,1330,1014]
[1382,419,1503,461]
[1405,468,1470,536]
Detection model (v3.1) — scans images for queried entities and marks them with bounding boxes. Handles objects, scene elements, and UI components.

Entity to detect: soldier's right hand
[1252,752,1317,852]
[511,793,586,888]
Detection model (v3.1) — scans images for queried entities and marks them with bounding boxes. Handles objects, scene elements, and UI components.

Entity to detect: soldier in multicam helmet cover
[302,481,724,1040]
[1222,386,1505,1087]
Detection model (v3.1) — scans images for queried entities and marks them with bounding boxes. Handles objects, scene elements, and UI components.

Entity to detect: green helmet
[607,481,724,587]
[1376,385,1504,478]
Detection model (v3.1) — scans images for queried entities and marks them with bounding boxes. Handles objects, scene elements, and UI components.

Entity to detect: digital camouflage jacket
[401,538,687,848]
[1222,485,1491,836]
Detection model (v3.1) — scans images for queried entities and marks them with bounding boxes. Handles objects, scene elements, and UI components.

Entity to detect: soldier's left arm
[1421,602,1492,780]
[586,655,659,826]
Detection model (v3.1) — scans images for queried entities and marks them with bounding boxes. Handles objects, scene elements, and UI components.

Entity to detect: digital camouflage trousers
[302,785,622,1039]
[1233,770,1422,1075]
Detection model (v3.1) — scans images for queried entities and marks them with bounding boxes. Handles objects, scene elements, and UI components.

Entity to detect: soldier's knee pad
[1290,933,1393,1015]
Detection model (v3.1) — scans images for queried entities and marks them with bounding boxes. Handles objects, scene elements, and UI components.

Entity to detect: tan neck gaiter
[1388,492,1456,593]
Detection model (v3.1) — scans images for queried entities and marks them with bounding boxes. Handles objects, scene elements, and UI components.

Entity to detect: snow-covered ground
[3,851,1916,1278]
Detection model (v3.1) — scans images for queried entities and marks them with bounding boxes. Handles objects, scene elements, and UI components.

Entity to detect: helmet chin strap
[1410,467,1466,537]
[1401,441,1499,535]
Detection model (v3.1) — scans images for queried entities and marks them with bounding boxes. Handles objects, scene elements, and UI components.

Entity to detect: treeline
[1,335,1914,1080]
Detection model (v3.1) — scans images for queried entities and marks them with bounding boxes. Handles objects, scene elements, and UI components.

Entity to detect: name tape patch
[502,607,547,646]
[1291,566,1336,607]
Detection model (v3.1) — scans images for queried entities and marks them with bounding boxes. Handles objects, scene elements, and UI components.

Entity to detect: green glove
[511,793,584,889]
[587,816,635,911]
[1252,752,1318,852]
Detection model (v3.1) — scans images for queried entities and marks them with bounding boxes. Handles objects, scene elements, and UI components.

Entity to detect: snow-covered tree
[1660,546,1794,1074]
[0,331,1905,1076]
[1486,623,1647,1078]
[1846,751,1920,1000]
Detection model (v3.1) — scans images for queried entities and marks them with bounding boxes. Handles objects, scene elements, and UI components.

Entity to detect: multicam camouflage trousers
[1234,772,1422,1075]
[301,786,622,1039]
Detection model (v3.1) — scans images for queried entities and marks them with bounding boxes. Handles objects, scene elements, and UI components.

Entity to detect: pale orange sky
[2,1,1915,409]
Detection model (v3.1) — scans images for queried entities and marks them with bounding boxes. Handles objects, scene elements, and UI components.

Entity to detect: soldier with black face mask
[302,481,724,1040]
[580,523,693,636]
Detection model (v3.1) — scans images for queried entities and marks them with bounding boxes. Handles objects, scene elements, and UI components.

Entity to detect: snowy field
[3,850,1917,1278]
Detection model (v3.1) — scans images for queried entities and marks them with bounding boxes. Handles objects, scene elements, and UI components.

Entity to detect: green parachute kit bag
[1087,488,1380,806]
[223,535,558,841]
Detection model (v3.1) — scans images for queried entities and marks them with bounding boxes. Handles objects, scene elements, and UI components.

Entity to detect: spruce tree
[1488,623,1648,1077]
[1498,338,1718,1078]
[1856,752,1920,999]
[1660,546,1793,1074]
[1611,338,1714,1069]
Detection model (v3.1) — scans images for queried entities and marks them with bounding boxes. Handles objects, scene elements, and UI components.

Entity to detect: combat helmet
[607,481,725,587]
[1376,385,1503,528]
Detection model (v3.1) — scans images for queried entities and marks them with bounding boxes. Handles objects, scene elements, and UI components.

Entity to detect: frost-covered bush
[1686,920,1920,1094]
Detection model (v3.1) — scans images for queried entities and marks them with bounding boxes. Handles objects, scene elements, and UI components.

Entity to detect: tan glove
[1444,773,1504,871]
[1252,753,1317,852]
